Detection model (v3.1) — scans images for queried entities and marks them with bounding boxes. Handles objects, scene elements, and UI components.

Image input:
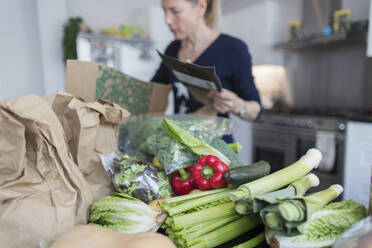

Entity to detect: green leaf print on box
[96,65,153,115]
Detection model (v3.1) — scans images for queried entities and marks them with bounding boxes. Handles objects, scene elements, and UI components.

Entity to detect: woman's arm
[210,39,261,120]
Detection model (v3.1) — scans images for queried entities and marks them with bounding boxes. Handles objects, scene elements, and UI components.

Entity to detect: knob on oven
[306,120,313,128]
[338,123,346,131]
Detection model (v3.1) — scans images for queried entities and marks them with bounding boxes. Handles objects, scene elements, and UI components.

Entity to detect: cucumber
[224,161,271,187]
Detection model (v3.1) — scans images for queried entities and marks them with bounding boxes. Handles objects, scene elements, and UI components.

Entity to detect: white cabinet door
[344,121,372,208]
[368,0,372,57]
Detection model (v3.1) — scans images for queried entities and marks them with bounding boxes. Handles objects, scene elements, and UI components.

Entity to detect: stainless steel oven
[252,112,346,193]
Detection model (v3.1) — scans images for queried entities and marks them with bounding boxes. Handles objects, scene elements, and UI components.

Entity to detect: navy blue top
[152,33,261,117]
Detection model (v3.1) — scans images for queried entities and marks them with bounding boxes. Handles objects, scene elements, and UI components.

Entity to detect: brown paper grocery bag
[0,95,93,248]
[65,60,171,117]
[52,92,130,201]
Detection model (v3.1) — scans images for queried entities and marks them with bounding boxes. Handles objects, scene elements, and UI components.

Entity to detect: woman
[152,0,261,121]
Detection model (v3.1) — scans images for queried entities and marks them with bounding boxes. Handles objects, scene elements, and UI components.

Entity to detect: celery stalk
[189,215,262,248]
[169,214,241,247]
[164,188,230,204]
[232,232,265,248]
[166,189,234,216]
[184,215,241,246]
[172,202,237,230]
[230,149,322,201]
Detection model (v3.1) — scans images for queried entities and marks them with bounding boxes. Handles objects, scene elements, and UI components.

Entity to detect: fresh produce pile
[80,116,368,248]
[121,115,243,174]
[101,154,172,203]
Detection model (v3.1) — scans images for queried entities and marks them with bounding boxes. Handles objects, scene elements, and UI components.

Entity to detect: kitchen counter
[259,109,372,123]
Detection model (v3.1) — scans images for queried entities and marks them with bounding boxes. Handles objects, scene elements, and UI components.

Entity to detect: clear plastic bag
[332,216,372,248]
[99,153,173,203]
[118,114,240,175]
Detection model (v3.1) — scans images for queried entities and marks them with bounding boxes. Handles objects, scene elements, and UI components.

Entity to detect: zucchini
[224,161,271,187]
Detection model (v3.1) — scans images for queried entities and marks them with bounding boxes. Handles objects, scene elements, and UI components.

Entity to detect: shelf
[274,31,367,51]
[78,33,153,47]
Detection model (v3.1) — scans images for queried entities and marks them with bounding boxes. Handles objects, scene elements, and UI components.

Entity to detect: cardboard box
[65,60,171,117]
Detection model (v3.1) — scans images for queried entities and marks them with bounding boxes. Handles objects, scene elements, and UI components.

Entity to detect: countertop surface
[260,109,372,122]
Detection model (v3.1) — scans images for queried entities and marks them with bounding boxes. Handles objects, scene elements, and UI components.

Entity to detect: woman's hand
[208,89,242,114]
[208,89,261,120]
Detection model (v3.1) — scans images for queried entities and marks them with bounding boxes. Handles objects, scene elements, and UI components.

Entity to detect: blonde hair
[188,0,220,29]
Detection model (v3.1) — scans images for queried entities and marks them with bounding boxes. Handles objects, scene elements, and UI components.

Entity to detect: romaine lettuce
[266,200,367,248]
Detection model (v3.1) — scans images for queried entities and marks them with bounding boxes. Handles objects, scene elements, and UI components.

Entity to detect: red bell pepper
[172,167,196,195]
[192,155,229,191]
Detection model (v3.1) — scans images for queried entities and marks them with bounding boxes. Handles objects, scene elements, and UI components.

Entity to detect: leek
[163,118,230,165]
[230,149,322,202]
[262,184,343,234]
[253,173,319,213]
[235,201,253,215]
[232,232,265,248]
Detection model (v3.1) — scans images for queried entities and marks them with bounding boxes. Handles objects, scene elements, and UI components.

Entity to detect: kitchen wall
[222,0,371,65]
[285,45,371,110]
[0,0,45,100]
[36,0,68,96]
[0,0,171,101]
[342,0,371,21]
[222,0,302,65]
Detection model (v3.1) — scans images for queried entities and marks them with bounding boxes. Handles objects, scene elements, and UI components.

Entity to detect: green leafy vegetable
[297,200,367,241]
[228,142,243,153]
[122,115,237,174]
[110,155,172,203]
[89,192,167,234]
[266,200,367,248]
[210,137,242,168]
[163,118,230,165]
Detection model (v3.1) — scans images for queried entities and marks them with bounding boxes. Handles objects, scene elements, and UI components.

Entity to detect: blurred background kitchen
[0,0,371,208]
